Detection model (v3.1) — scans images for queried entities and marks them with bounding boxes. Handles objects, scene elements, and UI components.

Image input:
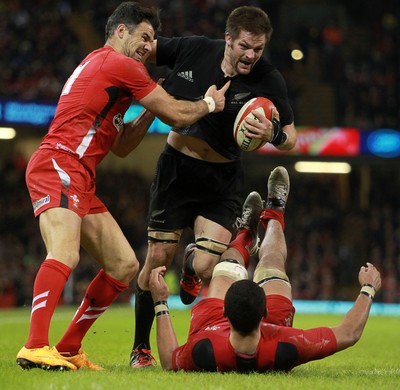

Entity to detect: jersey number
[61,61,91,96]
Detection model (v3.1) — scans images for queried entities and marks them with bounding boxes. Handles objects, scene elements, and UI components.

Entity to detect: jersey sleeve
[156,36,183,68]
[111,54,157,101]
[156,36,208,69]
[292,326,338,365]
[266,69,294,127]
[171,344,191,371]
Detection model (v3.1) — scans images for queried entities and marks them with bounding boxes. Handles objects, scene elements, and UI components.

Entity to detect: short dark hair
[224,279,267,335]
[225,6,273,42]
[105,1,161,40]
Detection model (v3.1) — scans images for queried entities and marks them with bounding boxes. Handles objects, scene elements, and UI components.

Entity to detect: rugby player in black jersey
[129,5,297,368]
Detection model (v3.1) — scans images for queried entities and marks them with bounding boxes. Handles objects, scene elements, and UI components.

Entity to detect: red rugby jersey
[172,313,337,372]
[40,46,156,177]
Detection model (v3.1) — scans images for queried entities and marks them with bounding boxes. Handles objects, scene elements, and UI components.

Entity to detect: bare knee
[106,251,139,284]
[137,242,177,289]
[48,249,80,270]
[193,237,229,281]
[194,254,219,282]
[124,255,140,281]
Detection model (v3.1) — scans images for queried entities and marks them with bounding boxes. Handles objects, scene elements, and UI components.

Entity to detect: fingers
[359,262,381,291]
[149,266,167,282]
[154,265,167,275]
[219,80,231,93]
[149,266,170,301]
[271,106,280,121]
[361,262,376,272]
[206,80,231,96]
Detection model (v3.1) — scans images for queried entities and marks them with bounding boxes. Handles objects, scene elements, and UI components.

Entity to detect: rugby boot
[130,344,157,368]
[235,191,263,255]
[16,345,77,371]
[179,243,202,305]
[60,347,104,371]
[266,166,290,212]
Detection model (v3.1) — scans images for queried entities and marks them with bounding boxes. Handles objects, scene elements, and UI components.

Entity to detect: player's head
[225,6,273,43]
[224,279,267,335]
[224,7,271,76]
[105,2,161,40]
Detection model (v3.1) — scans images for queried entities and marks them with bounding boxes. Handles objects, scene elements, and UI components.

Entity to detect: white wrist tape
[203,96,216,113]
[360,284,376,300]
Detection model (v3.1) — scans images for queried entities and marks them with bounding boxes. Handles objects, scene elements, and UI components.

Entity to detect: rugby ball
[233,97,275,152]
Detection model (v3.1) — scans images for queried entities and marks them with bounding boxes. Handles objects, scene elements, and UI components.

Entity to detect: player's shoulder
[250,57,288,90]
[85,46,129,68]
[185,35,223,45]
[253,56,279,77]
[161,35,223,51]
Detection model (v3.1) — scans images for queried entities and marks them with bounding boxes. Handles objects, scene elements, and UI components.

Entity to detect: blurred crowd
[0,0,399,306]
[1,156,399,307]
[0,0,398,128]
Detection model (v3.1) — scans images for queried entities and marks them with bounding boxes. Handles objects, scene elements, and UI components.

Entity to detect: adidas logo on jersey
[177,70,194,82]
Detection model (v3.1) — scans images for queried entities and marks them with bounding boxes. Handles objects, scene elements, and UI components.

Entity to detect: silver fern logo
[233,92,251,101]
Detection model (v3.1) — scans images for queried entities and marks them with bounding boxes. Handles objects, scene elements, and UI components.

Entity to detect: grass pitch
[0,304,399,390]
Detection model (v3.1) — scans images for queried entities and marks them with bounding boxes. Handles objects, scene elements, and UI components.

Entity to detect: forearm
[139,85,212,128]
[331,293,373,351]
[153,299,179,370]
[156,313,179,370]
[111,109,155,157]
[275,123,297,151]
[149,266,181,370]
[150,98,210,128]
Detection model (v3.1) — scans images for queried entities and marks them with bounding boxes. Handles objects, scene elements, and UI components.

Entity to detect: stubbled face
[225,30,267,75]
[121,21,155,63]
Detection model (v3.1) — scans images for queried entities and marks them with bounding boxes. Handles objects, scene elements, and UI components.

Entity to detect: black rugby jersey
[156,35,294,160]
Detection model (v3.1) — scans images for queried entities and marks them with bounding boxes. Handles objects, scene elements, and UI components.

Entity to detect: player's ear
[117,24,127,39]
[225,32,232,47]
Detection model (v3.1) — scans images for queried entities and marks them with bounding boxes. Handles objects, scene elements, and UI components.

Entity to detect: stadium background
[0,0,399,307]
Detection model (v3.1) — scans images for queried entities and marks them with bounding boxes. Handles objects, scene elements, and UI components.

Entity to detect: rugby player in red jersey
[149,167,381,372]
[16,1,229,372]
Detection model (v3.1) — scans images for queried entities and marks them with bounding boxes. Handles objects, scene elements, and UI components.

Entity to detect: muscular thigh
[81,211,136,279]
[39,207,82,267]
[138,239,180,290]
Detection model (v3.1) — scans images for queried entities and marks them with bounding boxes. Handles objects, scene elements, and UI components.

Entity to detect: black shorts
[147,144,244,232]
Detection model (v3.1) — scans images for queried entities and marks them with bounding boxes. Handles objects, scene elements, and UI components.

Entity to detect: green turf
[0,304,399,389]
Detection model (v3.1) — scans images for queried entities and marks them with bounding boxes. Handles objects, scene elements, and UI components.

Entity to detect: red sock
[56,269,128,356]
[229,229,253,268]
[26,259,72,349]
[260,209,285,230]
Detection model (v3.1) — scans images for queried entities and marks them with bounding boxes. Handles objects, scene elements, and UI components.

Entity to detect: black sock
[133,286,154,351]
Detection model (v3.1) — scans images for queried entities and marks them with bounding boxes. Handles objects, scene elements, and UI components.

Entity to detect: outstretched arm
[148,266,179,370]
[139,81,231,128]
[331,262,381,351]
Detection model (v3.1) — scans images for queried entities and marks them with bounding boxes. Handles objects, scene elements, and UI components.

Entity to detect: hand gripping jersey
[40,46,157,178]
[156,36,294,160]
